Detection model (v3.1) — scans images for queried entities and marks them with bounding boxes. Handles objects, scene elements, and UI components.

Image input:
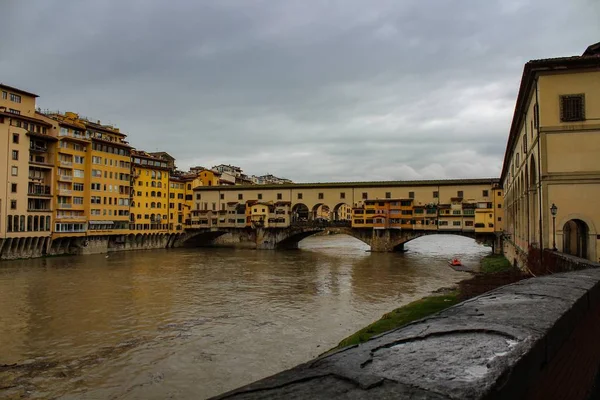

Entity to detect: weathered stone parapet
[212,268,600,399]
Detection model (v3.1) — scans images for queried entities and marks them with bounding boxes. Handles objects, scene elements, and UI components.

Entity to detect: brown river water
[0,234,491,399]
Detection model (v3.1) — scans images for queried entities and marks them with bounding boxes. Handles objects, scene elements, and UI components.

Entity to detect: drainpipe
[535,78,543,252]
[524,110,530,248]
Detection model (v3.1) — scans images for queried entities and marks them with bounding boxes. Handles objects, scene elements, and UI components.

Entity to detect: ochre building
[501,42,600,265]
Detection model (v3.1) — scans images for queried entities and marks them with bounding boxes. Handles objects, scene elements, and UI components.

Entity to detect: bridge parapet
[212,268,600,399]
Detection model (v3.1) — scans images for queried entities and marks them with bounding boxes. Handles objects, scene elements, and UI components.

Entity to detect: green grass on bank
[480,254,513,274]
[333,292,460,350]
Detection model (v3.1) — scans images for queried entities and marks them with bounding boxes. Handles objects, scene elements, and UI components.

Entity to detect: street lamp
[550,203,558,251]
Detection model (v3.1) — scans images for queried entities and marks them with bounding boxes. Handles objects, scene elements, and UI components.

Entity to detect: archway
[562,219,589,259]
[292,203,309,222]
[312,203,330,221]
[529,155,538,245]
[332,203,352,221]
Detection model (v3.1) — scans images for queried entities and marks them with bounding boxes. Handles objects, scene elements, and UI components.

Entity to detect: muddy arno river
[0,234,491,399]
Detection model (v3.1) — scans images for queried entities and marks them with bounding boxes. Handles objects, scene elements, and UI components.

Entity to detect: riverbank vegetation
[335,291,460,349]
[331,253,525,352]
[480,253,513,274]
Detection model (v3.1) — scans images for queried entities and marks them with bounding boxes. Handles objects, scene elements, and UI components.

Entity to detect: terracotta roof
[193,178,499,191]
[0,83,39,98]
[0,111,53,127]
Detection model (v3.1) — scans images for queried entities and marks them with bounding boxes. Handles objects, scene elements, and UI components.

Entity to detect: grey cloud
[1,0,597,182]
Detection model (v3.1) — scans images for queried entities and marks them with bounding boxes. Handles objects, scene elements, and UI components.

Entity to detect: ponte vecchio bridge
[173,178,504,252]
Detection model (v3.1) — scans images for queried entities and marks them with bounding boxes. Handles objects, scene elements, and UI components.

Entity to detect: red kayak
[448,258,462,267]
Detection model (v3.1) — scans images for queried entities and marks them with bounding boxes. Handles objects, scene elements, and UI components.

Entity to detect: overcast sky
[1,1,598,182]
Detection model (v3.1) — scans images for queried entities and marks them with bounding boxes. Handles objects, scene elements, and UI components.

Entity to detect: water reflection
[0,234,490,399]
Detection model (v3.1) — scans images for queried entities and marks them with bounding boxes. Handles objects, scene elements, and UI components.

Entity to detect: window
[318,193,324,200]
[196,194,201,200]
[385,192,391,199]
[465,221,474,227]
[73,197,84,205]
[8,109,20,115]
[433,191,438,198]
[10,200,17,209]
[560,94,585,122]
[452,210,461,215]
[362,192,368,200]
[74,156,84,164]
[220,193,225,200]
[498,217,502,222]
[74,169,84,178]
[92,169,102,177]
[297,193,303,200]
[11,166,17,176]
[10,183,17,193]
[339,192,345,199]
[91,183,101,191]
[453,221,461,226]
[258,193,263,200]
[10,93,21,103]
[238,194,243,200]
[457,190,463,198]
[498,204,502,209]
[1,91,6,99]
[533,103,539,129]
[73,183,84,191]
[92,156,102,164]
[483,190,489,197]
[12,150,18,160]
[12,133,19,144]
[409,191,414,199]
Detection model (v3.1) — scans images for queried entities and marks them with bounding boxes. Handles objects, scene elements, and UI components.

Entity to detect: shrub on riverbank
[480,254,513,274]
[334,292,460,350]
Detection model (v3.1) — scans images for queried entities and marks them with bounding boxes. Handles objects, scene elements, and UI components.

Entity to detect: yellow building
[501,42,600,265]
[45,112,133,238]
[131,151,170,232]
[47,112,89,237]
[190,167,220,187]
[0,84,55,258]
[168,172,201,231]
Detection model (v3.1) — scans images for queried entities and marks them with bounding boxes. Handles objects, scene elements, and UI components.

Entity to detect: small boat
[448,258,462,267]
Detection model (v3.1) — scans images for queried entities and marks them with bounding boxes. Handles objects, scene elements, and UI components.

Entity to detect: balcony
[58,189,73,196]
[57,203,72,209]
[56,215,87,221]
[28,185,52,197]
[29,144,48,153]
[58,175,73,182]
[59,160,73,167]
[27,207,52,212]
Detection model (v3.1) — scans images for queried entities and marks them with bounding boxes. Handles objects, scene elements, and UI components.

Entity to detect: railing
[57,203,72,209]
[58,189,72,195]
[58,175,73,181]
[28,185,51,196]
[27,208,52,212]
[29,144,48,152]
[59,160,73,167]
[56,215,87,220]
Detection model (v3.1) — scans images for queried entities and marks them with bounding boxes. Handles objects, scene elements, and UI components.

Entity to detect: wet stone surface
[212,269,600,400]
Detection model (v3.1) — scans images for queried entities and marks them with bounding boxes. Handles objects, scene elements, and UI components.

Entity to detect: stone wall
[211,268,600,399]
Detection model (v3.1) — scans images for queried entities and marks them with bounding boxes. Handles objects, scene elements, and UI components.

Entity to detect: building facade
[131,151,170,232]
[0,84,55,257]
[501,42,600,265]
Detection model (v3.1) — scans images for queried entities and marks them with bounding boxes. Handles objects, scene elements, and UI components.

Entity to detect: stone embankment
[212,268,600,399]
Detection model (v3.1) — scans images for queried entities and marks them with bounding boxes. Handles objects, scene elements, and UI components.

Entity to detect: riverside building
[0,84,55,258]
[501,41,600,266]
